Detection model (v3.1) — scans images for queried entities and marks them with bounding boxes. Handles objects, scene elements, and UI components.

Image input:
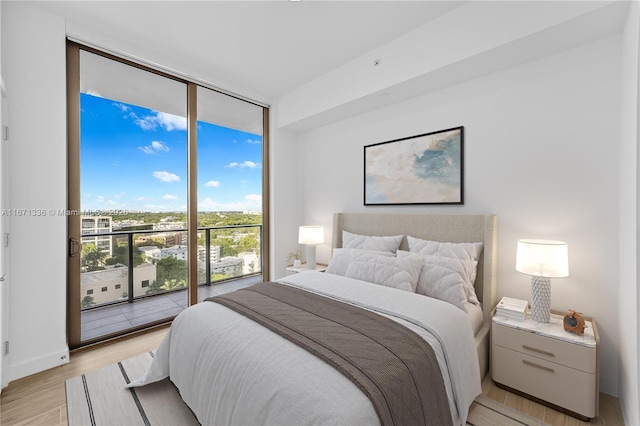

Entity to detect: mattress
[467,301,484,335]
[129,271,482,425]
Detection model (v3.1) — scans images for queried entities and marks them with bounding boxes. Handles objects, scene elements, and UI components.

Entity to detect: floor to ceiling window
[67,41,269,348]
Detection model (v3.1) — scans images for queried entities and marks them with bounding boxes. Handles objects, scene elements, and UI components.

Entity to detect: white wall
[296,35,622,396]
[269,113,300,280]
[2,2,69,380]
[0,0,6,390]
[619,1,640,423]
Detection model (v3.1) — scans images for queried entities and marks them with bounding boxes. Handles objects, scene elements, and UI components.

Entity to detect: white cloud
[113,102,128,112]
[198,194,262,212]
[156,112,187,131]
[226,161,260,169]
[153,171,181,182]
[246,139,261,145]
[138,146,155,154]
[198,197,219,210]
[162,194,177,200]
[205,180,220,187]
[244,194,261,202]
[151,141,170,151]
[132,113,156,131]
[126,110,186,132]
[138,140,170,155]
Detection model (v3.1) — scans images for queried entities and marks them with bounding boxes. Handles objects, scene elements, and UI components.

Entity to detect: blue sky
[80,94,263,213]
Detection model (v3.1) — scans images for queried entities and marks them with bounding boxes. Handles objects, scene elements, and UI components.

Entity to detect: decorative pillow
[407,236,483,261]
[343,230,403,253]
[406,236,483,304]
[397,251,472,312]
[344,252,423,292]
[325,248,395,276]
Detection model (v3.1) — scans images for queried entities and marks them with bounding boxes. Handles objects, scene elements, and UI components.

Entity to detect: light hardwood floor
[0,327,627,425]
[0,327,169,426]
[481,376,625,425]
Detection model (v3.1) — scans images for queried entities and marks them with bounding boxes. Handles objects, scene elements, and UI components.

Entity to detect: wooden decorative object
[563,310,586,335]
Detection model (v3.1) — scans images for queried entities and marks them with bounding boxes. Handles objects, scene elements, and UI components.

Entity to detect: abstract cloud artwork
[364,126,464,205]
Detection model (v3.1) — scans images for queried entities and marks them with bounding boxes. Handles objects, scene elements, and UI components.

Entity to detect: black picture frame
[364,126,464,205]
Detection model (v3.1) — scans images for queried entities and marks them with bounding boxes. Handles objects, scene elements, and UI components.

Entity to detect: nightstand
[491,310,599,420]
[285,263,327,276]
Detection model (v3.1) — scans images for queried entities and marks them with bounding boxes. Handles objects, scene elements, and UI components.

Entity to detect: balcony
[81,275,262,341]
[78,224,263,343]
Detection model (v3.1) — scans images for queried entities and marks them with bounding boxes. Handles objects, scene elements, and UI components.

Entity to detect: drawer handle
[522,345,555,357]
[522,359,555,373]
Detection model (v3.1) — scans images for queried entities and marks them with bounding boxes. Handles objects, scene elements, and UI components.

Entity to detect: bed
[129,212,497,426]
[330,212,497,377]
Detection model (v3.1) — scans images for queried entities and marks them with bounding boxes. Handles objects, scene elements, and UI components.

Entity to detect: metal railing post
[128,233,134,303]
[205,229,211,286]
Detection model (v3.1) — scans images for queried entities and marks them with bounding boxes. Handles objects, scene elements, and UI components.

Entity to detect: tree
[81,295,95,309]
[145,280,164,295]
[156,256,188,287]
[81,244,106,272]
[160,278,186,291]
[109,242,144,267]
[236,235,258,254]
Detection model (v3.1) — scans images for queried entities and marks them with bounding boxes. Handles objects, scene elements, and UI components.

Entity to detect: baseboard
[8,345,69,382]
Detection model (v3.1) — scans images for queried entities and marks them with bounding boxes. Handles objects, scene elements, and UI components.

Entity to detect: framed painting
[364,126,463,205]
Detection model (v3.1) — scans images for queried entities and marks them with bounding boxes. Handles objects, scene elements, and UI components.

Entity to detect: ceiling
[35,1,467,101]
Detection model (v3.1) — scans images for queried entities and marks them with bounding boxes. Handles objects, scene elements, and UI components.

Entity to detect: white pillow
[343,230,403,253]
[406,236,482,304]
[397,251,471,313]
[326,248,395,276]
[407,236,483,261]
[344,252,423,292]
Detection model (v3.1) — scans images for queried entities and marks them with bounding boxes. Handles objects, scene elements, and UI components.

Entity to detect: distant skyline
[80,94,263,213]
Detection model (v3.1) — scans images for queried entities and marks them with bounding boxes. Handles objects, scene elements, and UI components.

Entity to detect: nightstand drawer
[493,322,595,373]
[492,344,597,418]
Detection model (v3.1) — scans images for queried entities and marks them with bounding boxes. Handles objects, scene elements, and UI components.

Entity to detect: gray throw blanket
[206,282,453,426]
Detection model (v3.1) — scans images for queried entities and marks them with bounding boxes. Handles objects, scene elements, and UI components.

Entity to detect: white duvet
[129,272,482,425]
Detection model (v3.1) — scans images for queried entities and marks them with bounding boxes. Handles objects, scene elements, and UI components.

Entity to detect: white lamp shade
[516,239,569,278]
[298,226,324,245]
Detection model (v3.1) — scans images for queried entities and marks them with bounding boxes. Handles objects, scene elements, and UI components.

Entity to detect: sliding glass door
[67,42,268,348]
[196,87,264,302]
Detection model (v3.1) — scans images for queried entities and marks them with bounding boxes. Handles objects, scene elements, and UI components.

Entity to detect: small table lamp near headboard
[299,226,324,270]
[516,239,569,323]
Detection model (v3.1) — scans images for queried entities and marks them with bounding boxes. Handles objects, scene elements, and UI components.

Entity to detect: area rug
[65,351,199,426]
[66,352,546,425]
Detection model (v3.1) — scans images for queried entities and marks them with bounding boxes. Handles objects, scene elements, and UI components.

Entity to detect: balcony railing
[79,224,262,311]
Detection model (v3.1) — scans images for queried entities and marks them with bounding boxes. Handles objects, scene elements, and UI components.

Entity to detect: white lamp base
[531,276,551,323]
[305,245,317,269]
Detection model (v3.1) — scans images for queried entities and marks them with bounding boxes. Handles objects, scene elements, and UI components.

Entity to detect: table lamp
[298,226,324,269]
[515,239,569,323]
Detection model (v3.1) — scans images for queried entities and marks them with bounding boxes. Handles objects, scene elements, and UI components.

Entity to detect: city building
[81,216,113,255]
[80,263,157,305]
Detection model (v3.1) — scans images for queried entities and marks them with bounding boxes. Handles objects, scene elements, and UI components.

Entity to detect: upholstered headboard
[332,212,498,328]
